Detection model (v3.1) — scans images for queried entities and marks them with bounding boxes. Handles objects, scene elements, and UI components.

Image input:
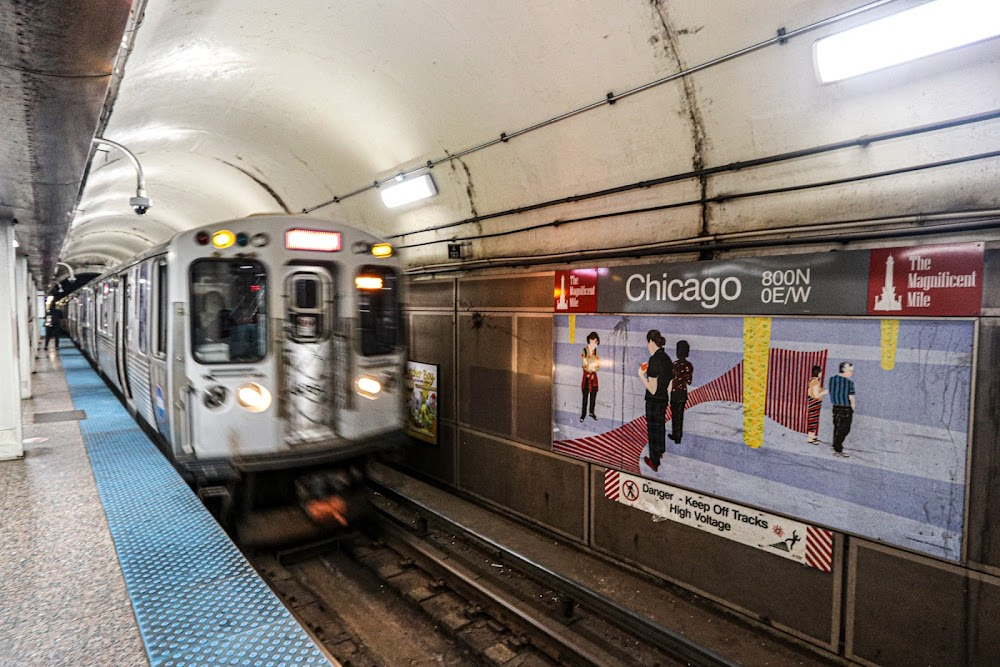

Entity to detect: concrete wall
[400,266,1000,662]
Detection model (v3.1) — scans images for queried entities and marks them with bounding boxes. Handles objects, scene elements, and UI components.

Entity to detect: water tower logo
[872,254,902,312]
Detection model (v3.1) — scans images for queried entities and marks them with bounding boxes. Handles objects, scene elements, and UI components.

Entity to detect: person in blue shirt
[827,362,856,458]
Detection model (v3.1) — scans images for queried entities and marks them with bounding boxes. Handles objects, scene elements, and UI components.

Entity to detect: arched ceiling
[0,0,131,281]
[6,1,1000,282]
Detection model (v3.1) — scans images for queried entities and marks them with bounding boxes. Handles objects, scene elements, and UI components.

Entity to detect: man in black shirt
[639,330,672,472]
[44,306,63,350]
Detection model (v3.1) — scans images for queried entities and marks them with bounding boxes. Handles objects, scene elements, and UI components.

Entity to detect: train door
[117,272,132,400]
[283,267,337,444]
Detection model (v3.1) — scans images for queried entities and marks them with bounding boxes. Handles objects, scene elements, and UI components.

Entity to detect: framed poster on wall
[406,361,439,445]
[552,242,983,563]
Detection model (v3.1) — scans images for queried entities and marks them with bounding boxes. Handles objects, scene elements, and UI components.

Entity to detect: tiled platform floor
[0,347,148,667]
[1,346,335,667]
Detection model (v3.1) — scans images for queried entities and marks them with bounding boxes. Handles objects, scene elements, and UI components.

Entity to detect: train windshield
[356,266,402,356]
[190,259,268,364]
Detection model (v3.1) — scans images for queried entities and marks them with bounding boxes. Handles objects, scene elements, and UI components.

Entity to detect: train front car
[170,215,405,545]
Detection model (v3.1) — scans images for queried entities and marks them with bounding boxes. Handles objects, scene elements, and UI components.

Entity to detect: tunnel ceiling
[8,1,1000,281]
[0,0,132,283]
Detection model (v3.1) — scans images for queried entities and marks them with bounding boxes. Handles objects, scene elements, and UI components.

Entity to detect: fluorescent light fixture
[814,0,1000,83]
[380,173,437,208]
[13,238,19,248]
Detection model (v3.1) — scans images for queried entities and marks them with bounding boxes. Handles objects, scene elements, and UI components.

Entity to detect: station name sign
[554,242,984,316]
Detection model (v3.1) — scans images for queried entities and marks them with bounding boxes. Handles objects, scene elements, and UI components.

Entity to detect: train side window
[190,259,268,364]
[138,262,149,355]
[155,261,167,357]
[356,265,402,356]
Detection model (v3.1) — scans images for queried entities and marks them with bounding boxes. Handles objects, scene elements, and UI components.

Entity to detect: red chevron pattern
[554,349,829,468]
[603,469,620,500]
[805,525,834,572]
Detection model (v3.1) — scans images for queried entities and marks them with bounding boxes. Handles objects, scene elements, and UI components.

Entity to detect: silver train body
[64,215,405,541]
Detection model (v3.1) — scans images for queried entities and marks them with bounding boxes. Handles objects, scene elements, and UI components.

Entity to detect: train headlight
[355,375,381,400]
[237,382,272,412]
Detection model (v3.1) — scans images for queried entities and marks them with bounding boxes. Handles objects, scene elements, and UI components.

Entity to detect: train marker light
[285,229,342,252]
[371,243,393,258]
[250,232,270,247]
[235,232,250,247]
[814,0,1000,83]
[380,173,437,208]
[195,231,210,245]
[203,385,228,409]
[212,230,236,249]
[237,382,272,412]
[355,275,383,290]
[355,375,382,399]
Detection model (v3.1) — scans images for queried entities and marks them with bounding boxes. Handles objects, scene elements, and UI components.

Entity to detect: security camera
[130,195,152,215]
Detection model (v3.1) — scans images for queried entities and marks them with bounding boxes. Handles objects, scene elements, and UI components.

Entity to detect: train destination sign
[554,242,984,316]
[604,470,834,572]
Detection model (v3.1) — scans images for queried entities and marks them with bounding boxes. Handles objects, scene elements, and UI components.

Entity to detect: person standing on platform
[44,305,63,350]
[668,340,693,444]
[828,362,856,458]
[580,331,601,422]
[806,365,828,445]
[639,329,672,472]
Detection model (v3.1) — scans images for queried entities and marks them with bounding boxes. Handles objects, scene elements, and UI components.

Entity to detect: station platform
[0,346,335,667]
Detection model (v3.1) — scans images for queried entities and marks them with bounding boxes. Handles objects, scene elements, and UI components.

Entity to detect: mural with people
[552,314,974,561]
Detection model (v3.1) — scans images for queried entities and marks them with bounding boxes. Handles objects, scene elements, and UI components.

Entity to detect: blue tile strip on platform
[60,348,333,667]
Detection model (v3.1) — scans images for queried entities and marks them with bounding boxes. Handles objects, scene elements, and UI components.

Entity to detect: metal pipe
[303,0,902,213]
[92,137,147,197]
[54,261,76,282]
[393,109,1000,242]
[404,210,1000,276]
[397,148,1000,250]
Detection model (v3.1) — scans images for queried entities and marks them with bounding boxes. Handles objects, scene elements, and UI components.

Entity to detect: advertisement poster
[406,361,439,445]
[553,314,973,562]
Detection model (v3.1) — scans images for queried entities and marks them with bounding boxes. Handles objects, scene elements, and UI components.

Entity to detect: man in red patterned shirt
[668,340,693,444]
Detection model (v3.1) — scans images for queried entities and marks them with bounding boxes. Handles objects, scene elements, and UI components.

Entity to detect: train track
[249,479,745,666]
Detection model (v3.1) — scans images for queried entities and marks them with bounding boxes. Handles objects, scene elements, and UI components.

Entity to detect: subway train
[63,214,406,544]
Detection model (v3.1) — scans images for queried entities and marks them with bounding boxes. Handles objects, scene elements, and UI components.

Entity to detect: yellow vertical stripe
[881,319,899,371]
[742,317,772,449]
[568,314,576,345]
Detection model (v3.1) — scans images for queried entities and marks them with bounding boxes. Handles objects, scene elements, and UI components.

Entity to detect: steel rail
[373,513,615,667]
[368,478,739,667]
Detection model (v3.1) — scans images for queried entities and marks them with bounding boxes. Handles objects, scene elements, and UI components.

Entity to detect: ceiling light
[380,173,437,208]
[814,0,1000,83]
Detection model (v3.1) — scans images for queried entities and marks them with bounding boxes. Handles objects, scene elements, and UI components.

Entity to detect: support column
[0,221,23,460]
[16,254,32,398]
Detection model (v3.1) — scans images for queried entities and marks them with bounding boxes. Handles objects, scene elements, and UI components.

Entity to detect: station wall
[400,253,1000,662]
